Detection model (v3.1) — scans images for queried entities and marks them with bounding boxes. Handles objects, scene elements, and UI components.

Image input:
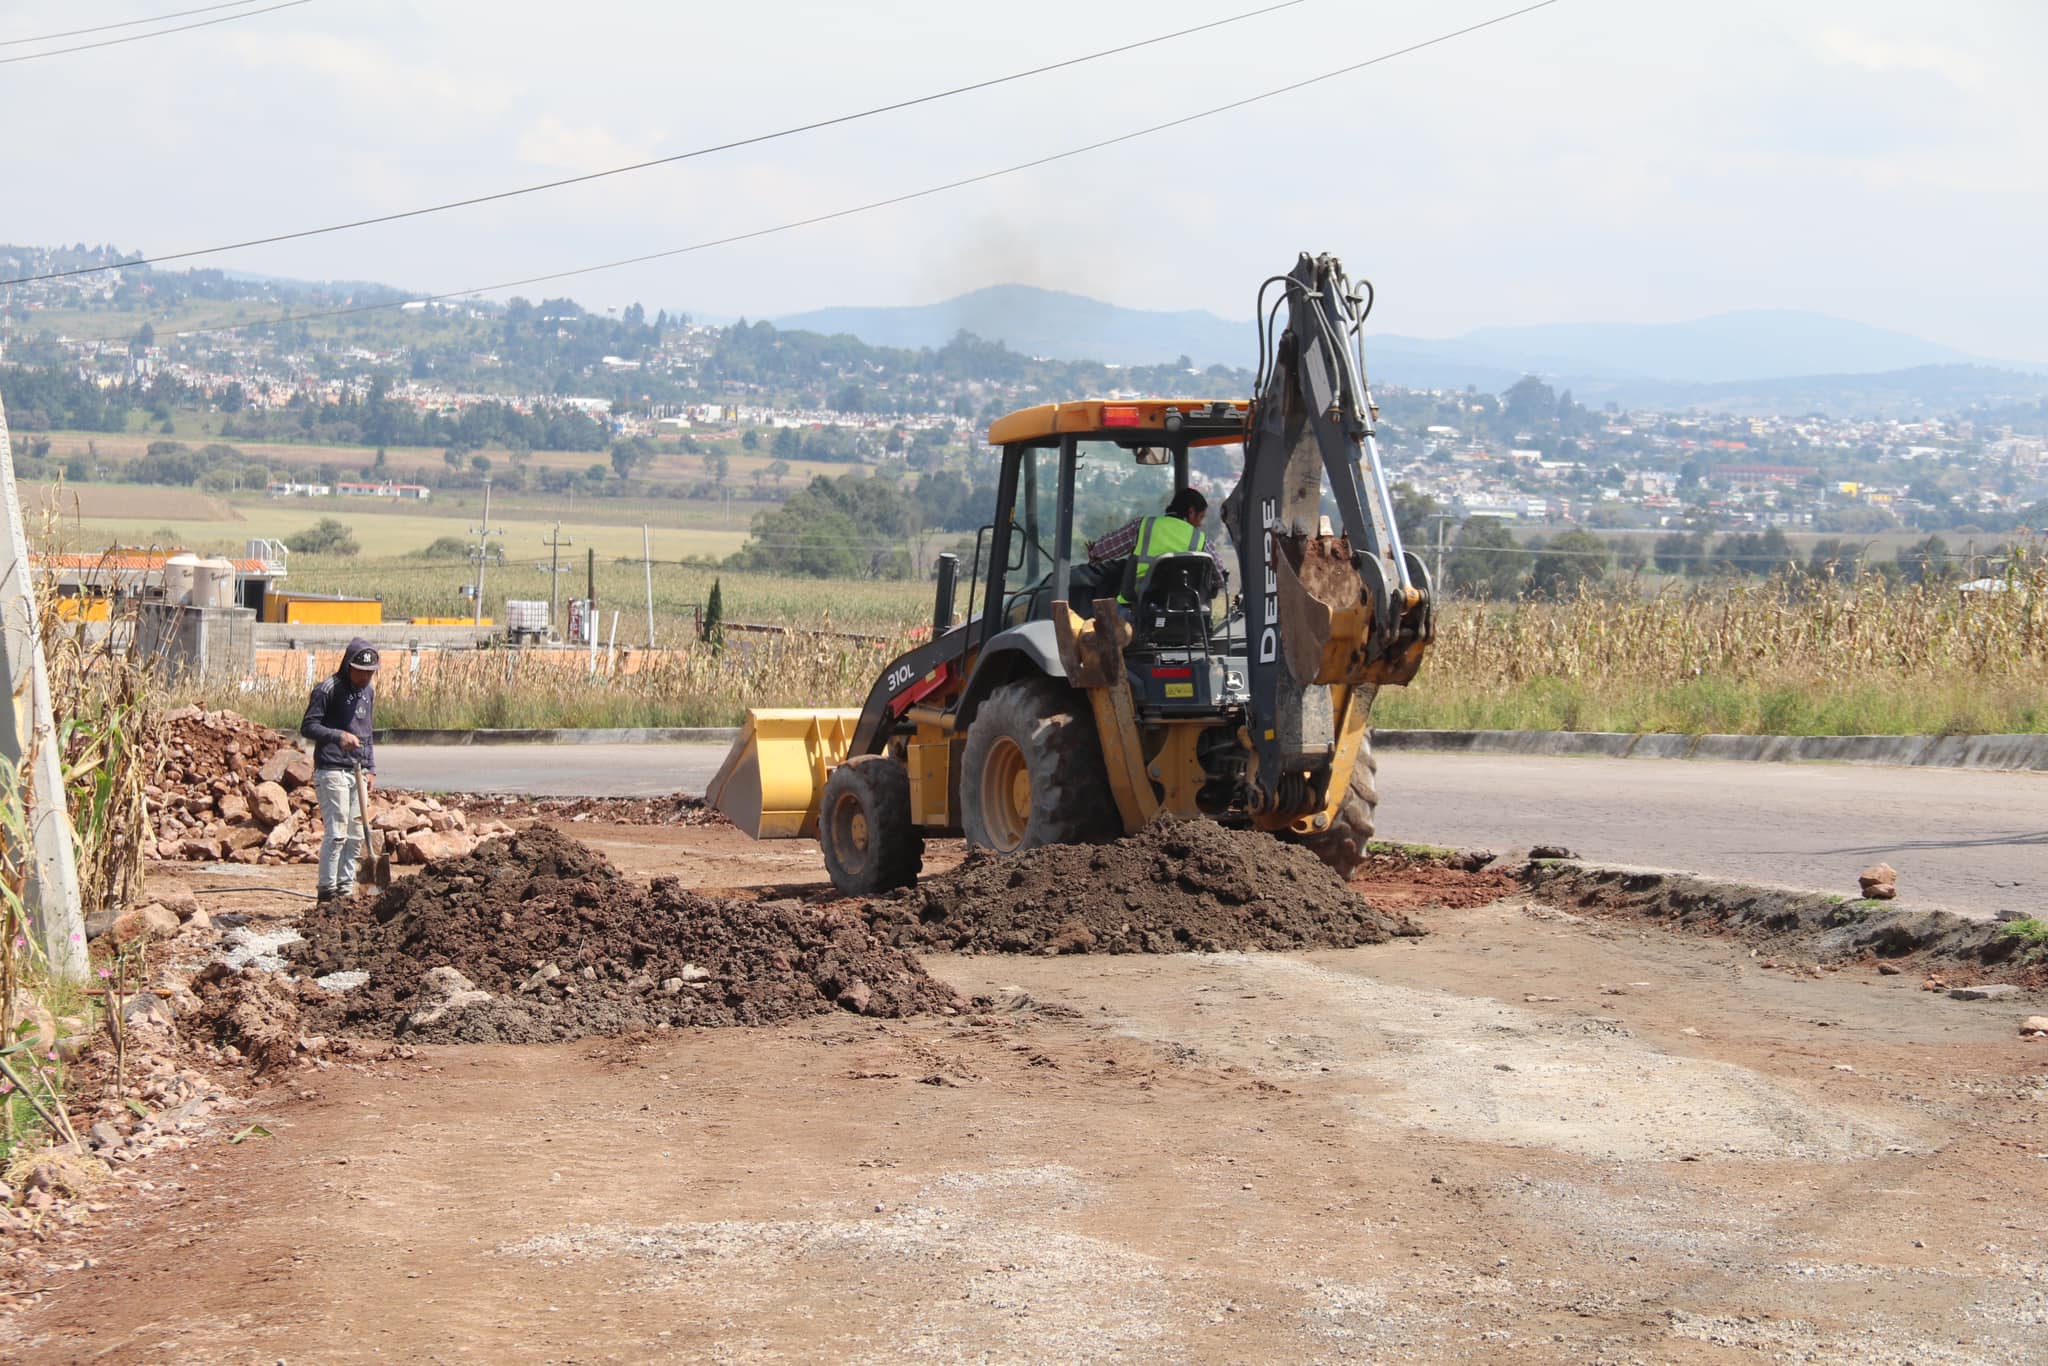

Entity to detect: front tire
[1290,737,1379,879]
[960,678,1118,854]
[819,755,923,895]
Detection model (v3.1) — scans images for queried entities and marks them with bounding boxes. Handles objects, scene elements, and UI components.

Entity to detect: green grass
[282,558,929,637]
[1369,675,2047,737]
[2000,918,2048,944]
[1366,840,1458,860]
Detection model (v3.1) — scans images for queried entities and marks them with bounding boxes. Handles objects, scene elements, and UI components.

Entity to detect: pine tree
[702,577,725,652]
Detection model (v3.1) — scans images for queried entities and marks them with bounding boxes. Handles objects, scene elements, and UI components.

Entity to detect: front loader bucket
[705,708,861,839]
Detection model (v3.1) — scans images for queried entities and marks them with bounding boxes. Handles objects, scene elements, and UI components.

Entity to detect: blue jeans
[316,768,363,890]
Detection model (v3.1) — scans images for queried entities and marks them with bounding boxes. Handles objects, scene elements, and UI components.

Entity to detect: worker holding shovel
[301,639,380,904]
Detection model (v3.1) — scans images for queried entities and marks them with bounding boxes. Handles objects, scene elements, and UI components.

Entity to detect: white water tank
[163,553,200,605]
[190,556,237,609]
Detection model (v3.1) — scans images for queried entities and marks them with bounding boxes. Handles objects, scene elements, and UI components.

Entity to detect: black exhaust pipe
[933,553,958,633]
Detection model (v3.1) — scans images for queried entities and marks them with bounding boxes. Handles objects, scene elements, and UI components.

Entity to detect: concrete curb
[1373,729,2048,772]
[374,724,2048,772]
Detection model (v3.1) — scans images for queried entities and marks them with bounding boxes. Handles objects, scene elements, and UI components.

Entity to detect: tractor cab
[983,398,1246,610]
[976,399,1251,712]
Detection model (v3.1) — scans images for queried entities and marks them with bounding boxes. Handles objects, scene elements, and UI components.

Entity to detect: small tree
[1444,517,1528,600]
[700,576,726,652]
[1524,529,1610,599]
[293,517,360,556]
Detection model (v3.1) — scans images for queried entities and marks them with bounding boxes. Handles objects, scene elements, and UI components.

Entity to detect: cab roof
[986,398,1249,447]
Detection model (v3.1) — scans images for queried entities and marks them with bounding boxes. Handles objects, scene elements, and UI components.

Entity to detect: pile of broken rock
[144,706,508,867]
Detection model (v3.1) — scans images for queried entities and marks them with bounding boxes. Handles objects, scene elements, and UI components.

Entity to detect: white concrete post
[0,393,87,980]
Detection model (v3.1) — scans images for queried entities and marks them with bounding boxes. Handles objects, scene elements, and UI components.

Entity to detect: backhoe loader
[708,252,1433,893]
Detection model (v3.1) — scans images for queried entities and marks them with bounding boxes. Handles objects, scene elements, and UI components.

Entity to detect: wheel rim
[979,735,1031,852]
[828,789,871,874]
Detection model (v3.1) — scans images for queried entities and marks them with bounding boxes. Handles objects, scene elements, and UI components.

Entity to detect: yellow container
[262,592,383,625]
[53,595,112,622]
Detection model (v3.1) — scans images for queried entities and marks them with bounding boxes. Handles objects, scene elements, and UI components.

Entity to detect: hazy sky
[3,0,2042,359]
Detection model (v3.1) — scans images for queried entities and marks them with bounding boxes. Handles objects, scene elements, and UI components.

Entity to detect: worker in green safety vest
[1088,487,1224,605]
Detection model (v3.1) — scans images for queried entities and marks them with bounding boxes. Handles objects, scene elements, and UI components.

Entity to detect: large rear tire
[1290,737,1379,879]
[819,755,924,895]
[960,678,1119,854]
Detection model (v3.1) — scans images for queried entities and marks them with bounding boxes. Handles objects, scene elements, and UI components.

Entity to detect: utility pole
[642,524,656,647]
[468,478,499,627]
[540,522,573,638]
[0,392,86,981]
[1433,512,1452,589]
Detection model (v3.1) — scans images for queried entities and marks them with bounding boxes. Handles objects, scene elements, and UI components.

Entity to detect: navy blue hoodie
[301,637,377,773]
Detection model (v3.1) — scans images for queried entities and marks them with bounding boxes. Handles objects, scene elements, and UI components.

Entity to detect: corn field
[230,632,900,733]
[225,558,2048,738]
[1375,558,2048,736]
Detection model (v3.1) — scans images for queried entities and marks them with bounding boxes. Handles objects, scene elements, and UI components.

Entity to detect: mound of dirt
[288,826,960,1043]
[187,962,303,1071]
[867,817,1422,955]
[441,792,728,828]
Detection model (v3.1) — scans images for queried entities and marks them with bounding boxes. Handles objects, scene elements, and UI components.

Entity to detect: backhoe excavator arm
[1225,252,1433,825]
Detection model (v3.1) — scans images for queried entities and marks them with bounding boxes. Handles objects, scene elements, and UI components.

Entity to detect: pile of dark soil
[187,962,303,1071]
[288,826,960,1043]
[867,817,1422,955]
[439,792,726,828]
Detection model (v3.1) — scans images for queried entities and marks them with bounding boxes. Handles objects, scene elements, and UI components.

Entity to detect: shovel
[352,759,393,888]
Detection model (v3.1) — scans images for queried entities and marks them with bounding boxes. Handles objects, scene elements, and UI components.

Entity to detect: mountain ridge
[774,285,2044,396]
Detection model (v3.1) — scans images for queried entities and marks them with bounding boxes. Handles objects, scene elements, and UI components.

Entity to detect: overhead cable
[0,0,265,48]
[64,0,1565,342]
[2,0,1310,282]
[0,0,312,66]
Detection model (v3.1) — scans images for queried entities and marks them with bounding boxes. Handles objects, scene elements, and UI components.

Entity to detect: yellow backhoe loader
[709,252,1433,893]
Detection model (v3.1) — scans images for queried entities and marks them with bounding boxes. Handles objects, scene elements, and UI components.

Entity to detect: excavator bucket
[705,708,861,839]
[1273,533,1431,690]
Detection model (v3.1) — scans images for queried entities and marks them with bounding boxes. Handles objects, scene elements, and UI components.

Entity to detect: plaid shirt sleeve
[1087,517,1143,562]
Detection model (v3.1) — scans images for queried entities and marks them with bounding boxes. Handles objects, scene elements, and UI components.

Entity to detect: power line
[60,0,1565,344]
[4,0,1309,284]
[0,0,311,66]
[0,0,264,48]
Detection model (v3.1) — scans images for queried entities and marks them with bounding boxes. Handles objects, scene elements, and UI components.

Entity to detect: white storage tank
[163,553,200,605]
[504,600,550,634]
[190,556,238,609]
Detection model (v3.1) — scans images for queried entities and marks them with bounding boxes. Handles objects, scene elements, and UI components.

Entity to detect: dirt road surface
[6,824,2043,1364]
[375,742,2047,920]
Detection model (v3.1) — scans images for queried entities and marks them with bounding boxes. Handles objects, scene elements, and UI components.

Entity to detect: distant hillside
[1592,363,2048,418]
[1456,310,2001,385]
[775,285,2047,404]
[777,284,1250,370]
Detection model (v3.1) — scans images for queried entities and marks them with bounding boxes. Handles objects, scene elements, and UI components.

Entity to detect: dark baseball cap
[347,644,381,672]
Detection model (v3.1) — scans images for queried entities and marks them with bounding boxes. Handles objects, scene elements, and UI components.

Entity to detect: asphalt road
[376,742,2045,921]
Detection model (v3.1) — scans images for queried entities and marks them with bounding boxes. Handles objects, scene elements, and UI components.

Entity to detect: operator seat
[1123,552,1219,648]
